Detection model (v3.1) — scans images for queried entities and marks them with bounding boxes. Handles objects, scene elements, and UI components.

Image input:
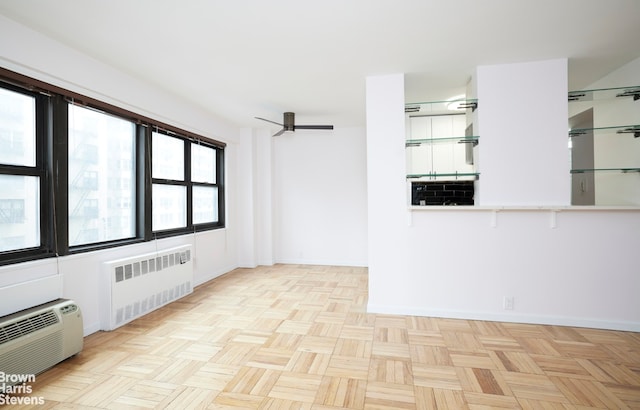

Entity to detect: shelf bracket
[457,138,479,146]
[459,101,478,112]
[615,88,640,101]
[616,126,640,138]
[568,93,586,102]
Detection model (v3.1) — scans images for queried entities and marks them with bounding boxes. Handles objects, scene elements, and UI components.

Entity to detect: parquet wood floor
[11,264,640,409]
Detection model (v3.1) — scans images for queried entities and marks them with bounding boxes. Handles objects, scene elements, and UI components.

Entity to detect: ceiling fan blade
[255,116,283,126]
[294,125,334,130]
[256,113,333,136]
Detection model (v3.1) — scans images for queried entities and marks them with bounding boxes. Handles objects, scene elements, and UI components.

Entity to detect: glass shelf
[568,85,640,102]
[406,136,479,146]
[405,98,478,116]
[571,168,640,174]
[569,124,640,138]
[407,172,480,180]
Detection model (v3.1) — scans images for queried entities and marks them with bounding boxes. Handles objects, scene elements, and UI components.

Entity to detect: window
[152,131,223,233]
[0,87,35,167]
[152,132,186,231]
[68,105,136,246]
[0,86,42,254]
[0,68,225,266]
[191,143,219,224]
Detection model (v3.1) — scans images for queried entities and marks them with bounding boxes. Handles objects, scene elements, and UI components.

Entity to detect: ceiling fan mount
[255,112,334,136]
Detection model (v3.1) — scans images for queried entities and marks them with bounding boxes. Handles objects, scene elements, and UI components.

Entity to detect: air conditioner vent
[0,310,59,345]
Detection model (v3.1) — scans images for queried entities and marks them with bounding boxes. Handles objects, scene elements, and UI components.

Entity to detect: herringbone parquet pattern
[13,265,640,409]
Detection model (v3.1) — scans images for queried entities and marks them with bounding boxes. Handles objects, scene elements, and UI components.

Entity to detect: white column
[236,128,273,267]
[254,129,273,266]
[236,129,257,267]
[476,59,570,206]
[365,73,410,310]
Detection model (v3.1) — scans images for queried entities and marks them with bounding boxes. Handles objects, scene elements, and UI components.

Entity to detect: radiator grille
[0,310,59,345]
[102,245,194,330]
[114,250,191,283]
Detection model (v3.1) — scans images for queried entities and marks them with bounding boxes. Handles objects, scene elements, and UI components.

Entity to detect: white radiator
[100,245,193,331]
[0,299,83,390]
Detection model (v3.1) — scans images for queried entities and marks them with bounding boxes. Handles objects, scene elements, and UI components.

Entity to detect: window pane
[152,132,184,180]
[152,184,186,231]
[68,105,136,246]
[191,144,216,183]
[193,186,218,224]
[0,87,36,166]
[0,175,39,252]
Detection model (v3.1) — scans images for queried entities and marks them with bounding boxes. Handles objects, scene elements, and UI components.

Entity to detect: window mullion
[139,125,152,241]
[185,139,192,228]
[51,95,69,255]
[39,92,55,255]
[217,147,225,227]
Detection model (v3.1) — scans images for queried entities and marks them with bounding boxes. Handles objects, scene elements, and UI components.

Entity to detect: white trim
[367,303,640,332]
[275,258,368,268]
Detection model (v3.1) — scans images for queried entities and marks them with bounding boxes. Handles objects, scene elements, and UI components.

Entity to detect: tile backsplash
[411,181,474,206]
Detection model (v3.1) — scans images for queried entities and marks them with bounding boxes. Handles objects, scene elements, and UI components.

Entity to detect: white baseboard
[275,257,368,267]
[367,303,640,332]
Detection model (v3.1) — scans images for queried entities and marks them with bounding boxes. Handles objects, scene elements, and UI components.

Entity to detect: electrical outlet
[503,296,514,310]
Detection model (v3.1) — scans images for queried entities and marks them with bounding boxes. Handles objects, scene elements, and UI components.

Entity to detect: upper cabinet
[405,98,478,206]
[405,98,479,181]
[569,86,640,205]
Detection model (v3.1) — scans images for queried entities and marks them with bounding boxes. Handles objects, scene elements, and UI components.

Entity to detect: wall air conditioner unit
[0,299,83,390]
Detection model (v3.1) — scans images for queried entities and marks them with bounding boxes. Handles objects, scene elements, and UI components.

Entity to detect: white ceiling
[1,0,640,129]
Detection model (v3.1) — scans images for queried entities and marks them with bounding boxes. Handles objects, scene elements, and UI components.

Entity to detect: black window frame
[63,101,144,254]
[0,67,225,267]
[0,81,55,264]
[150,129,225,239]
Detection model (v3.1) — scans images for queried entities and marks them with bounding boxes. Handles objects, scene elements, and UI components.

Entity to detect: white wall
[236,128,273,268]
[272,127,368,266]
[0,16,241,334]
[366,61,640,332]
[475,59,570,205]
[365,74,411,307]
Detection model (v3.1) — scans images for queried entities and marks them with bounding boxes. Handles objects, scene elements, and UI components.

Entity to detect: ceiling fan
[255,112,334,136]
